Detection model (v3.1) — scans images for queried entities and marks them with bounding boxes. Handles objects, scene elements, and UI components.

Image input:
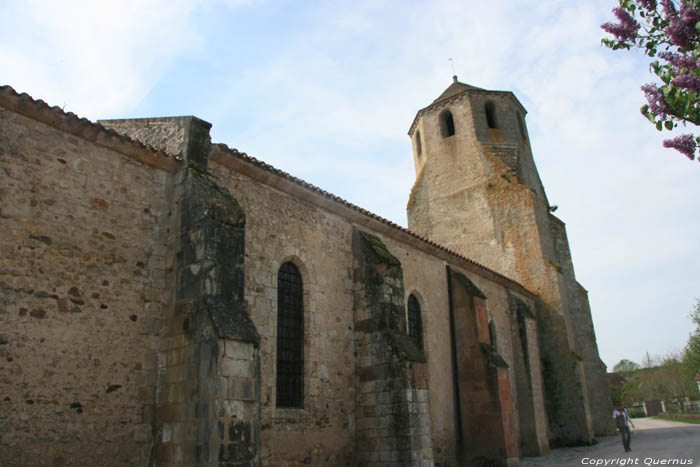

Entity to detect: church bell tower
[407,76,613,446]
[407,75,548,279]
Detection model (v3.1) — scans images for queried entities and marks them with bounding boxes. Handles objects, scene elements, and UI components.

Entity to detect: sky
[2,0,698,370]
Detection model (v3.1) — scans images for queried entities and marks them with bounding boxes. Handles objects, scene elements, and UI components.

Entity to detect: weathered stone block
[221,357,253,378]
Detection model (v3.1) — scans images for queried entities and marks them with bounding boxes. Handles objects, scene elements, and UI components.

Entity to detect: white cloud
[1,0,206,116]
[3,0,698,368]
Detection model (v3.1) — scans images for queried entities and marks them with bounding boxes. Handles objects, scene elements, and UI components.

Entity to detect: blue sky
[2,0,699,370]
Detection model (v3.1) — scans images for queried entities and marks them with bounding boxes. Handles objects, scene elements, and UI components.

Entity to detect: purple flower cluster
[659,51,700,70]
[665,3,700,48]
[637,0,657,11]
[663,133,697,160]
[681,2,700,25]
[601,7,640,42]
[641,83,671,118]
[671,73,700,91]
[661,0,677,15]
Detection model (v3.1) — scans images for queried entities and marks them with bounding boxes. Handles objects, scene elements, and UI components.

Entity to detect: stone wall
[2,83,560,466]
[548,217,614,436]
[209,147,549,466]
[0,105,174,465]
[100,117,187,159]
[209,152,358,466]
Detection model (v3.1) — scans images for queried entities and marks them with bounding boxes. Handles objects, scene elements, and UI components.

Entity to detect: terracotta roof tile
[0,85,181,163]
[210,143,530,292]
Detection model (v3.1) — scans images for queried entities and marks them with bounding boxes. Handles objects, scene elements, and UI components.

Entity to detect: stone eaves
[0,85,181,172]
[0,84,537,300]
[209,144,537,299]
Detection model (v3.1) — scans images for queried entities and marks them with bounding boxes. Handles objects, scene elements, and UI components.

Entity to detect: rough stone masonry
[0,78,612,467]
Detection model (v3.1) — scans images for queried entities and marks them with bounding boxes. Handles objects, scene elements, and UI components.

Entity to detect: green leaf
[695,21,700,33]
[642,105,657,123]
[665,120,674,130]
[656,121,663,131]
[661,70,672,85]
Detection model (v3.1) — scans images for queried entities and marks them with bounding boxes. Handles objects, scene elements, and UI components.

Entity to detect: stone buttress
[447,268,519,466]
[352,230,434,466]
[101,117,262,466]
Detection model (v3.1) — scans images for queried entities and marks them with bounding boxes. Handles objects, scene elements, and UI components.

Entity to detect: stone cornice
[0,85,181,172]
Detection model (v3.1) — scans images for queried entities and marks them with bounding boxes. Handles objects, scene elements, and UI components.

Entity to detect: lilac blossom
[665,3,700,48]
[663,133,697,160]
[666,17,693,48]
[671,73,700,91]
[661,0,677,16]
[641,83,671,118]
[601,7,640,42]
[659,51,700,71]
[680,2,700,25]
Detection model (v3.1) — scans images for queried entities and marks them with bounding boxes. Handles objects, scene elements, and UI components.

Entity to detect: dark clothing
[619,425,631,452]
[613,408,632,452]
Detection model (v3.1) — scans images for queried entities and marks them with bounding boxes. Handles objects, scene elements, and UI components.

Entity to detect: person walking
[613,405,635,452]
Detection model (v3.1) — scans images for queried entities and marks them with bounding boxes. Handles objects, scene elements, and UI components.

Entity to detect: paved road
[520,418,700,467]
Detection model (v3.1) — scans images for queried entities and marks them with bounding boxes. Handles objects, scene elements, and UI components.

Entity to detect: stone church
[0,77,612,466]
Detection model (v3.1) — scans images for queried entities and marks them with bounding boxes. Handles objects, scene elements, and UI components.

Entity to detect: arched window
[439,110,456,138]
[276,262,304,408]
[485,101,497,129]
[415,130,423,157]
[407,294,424,350]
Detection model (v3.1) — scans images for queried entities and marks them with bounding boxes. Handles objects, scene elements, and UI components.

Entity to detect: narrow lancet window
[485,101,497,129]
[276,262,304,407]
[517,306,529,370]
[440,110,456,138]
[407,294,424,350]
[488,320,498,351]
[416,130,423,156]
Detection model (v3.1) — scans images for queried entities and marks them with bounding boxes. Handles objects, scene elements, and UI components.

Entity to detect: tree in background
[609,300,700,406]
[683,300,700,377]
[614,359,641,373]
[601,0,700,163]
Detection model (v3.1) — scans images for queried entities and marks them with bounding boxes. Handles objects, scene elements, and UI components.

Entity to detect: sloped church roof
[432,76,484,105]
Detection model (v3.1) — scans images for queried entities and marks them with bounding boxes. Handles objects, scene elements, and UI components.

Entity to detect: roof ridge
[0,84,181,163]
[210,143,533,294]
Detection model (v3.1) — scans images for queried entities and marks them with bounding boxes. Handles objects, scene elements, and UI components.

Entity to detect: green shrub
[627,406,647,418]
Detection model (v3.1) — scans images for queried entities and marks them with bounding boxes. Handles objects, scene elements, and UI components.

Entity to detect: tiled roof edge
[0,85,181,171]
[210,143,536,297]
